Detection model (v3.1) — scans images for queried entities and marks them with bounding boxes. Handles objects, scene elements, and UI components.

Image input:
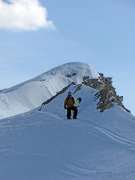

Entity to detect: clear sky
[0,0,135,115]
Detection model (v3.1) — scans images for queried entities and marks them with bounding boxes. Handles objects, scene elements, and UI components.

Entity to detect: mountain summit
[0,62,135,180]
[0,62,99,119]
[0,62,130,119]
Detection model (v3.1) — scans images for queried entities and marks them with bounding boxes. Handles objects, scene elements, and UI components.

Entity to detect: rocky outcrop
[41,72,130,113]
[65,73,77,78]
[82,73,130,113]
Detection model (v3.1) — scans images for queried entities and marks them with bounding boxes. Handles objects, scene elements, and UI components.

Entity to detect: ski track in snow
[62,116,135,150]
[34,109,135,151]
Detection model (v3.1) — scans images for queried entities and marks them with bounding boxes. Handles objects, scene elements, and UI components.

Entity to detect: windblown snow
[0,62,135,180]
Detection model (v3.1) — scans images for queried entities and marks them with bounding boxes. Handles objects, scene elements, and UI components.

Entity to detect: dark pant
[67,106,78,119]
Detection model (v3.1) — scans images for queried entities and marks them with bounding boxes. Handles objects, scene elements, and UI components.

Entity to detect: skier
[64,92,78,119]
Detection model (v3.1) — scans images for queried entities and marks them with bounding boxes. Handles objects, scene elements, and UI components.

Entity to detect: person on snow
[64,92,78,119]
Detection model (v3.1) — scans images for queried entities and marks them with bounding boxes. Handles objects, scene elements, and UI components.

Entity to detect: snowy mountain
[0,62,135,180]
[0,62,99,119]
[0,84,135,180]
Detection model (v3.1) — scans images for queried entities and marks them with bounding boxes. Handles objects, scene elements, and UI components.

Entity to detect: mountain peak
[0,63,134,180]
[0,62,130,119]
[35,62,99,81]
[0,62,99,119]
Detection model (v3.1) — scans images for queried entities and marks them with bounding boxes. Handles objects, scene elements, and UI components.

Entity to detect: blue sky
[0,0,135,115]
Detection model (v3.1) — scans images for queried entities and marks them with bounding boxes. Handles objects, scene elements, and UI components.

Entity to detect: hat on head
[68,91,71,95]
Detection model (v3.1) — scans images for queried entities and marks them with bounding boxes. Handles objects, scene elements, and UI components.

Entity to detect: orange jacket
[64,96,75,108]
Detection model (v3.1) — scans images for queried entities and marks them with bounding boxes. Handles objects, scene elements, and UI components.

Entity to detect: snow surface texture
[0,85,135,180]
[0,62,99,119]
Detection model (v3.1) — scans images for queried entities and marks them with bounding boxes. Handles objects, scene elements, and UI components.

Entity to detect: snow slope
[0,62,99,119]
[0,84,135,180]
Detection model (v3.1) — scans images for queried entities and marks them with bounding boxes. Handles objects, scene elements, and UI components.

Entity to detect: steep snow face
[0,85,135,180]
[0,62,99,119]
